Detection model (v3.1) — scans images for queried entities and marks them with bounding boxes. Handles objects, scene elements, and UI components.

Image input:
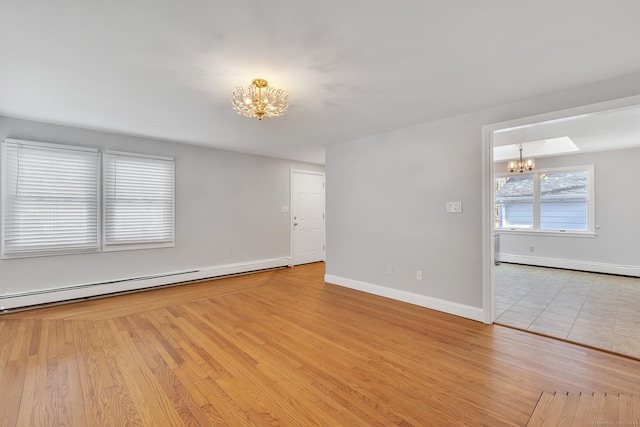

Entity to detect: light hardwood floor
[1,262,640,426]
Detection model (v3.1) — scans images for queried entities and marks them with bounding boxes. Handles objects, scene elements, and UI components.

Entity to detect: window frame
[1,138,101,259]
[495,165,596,238]
[102,150,175,252]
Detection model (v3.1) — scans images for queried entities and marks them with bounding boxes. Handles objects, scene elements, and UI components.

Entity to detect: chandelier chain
[508,144,534,173]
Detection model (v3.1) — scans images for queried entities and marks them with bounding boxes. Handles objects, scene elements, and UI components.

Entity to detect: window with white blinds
[103,151,174,249]
[1,139,100,258]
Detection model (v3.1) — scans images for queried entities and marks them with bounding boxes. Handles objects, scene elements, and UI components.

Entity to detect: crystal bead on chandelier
[231,78,288,120]
[508,144,535,173]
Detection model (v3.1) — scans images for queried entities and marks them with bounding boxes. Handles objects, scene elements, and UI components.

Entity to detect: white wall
[496,147,640,276]
[0,116,323,306]
[325,71,640,321]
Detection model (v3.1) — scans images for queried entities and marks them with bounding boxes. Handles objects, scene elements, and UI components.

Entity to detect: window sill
[102,241,175,252]
[1,247,100,260]
[495,229,597,238]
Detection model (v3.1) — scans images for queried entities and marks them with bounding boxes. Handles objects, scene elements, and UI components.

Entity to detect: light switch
[446,201,462,213]
[281,206,289,213]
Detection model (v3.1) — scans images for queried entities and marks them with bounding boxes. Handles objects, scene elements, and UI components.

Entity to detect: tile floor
[494,263,640,359]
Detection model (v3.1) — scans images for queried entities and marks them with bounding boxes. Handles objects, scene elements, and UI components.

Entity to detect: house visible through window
[1,139,100,258]
[495,166,594,234]
[103,150,175,250]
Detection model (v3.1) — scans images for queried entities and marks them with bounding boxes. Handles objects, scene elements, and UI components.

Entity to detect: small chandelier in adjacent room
[231,78,288,120]
[508,144,534,173]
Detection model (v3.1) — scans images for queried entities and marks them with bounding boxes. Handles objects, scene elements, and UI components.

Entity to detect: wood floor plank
[64,322,88,426]
[156,316,259,426]
[619,393,640,424]
[1,262,640,426]
[14,354,38,427]
[8,318,33,361]
[573,392,596,426]
[0,359,28,427]
[26,318,50,426]
[530,391,574,427]
[0,320,18,381]
[557,391,581,426]
[248,319,399,425]
[89,320,144,427]
[602,392,620,425]
[71,320,114,427]
[112,319,188,426]
[589,393,607,423]
[173,307,324,426]
[526,391,637,426]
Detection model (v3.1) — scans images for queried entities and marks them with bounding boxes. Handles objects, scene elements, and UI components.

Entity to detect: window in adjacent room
[495,165,594,235]
[103,150,175,250]
[494,175,534,229]
[1,139,100,258]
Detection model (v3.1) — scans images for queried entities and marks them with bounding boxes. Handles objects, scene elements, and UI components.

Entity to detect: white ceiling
[493,104,640,160]
[1,1,640,164]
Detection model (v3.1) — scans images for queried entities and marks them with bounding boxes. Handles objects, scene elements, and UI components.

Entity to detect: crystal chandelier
[231,78,288,120]
[508,144,534,173]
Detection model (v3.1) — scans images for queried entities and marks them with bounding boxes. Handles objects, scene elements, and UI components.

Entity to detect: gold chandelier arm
[231,78,288,120]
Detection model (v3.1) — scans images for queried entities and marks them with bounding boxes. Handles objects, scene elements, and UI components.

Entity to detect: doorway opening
[483,95,640,358]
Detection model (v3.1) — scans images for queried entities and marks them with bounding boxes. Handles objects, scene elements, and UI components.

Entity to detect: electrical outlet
[529,246,534,253]
[225,250,230,258]
[416,270,423,280]
[386,265,393,275]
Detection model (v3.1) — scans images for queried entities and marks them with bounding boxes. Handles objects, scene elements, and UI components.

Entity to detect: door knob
[294,223,298,226]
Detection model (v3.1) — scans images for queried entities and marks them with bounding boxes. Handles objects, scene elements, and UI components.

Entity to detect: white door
[291,170,325,265]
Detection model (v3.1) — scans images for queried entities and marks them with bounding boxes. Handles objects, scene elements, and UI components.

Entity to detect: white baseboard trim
[499,254,640,277]
[324,274,485,322]
[0,257,292,310]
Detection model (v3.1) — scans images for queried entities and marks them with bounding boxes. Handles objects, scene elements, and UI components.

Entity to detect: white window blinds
[103,151,174,247]
[1,139,100,258]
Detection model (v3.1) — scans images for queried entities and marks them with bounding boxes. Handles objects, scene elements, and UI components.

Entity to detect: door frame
[481,94,640,324]
[289,169,326,266]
